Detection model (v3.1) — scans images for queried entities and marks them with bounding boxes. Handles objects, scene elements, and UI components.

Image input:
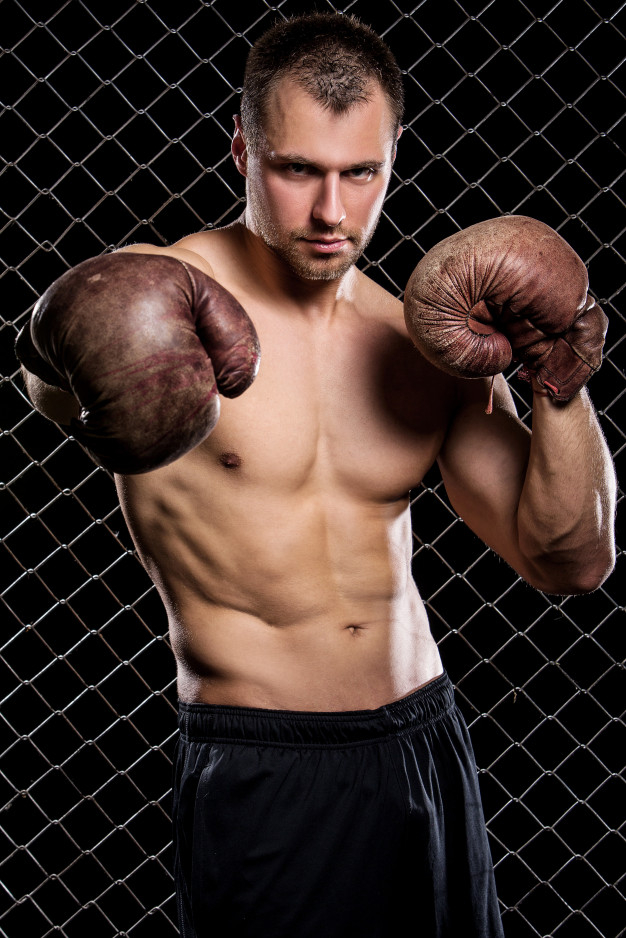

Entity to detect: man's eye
[286,163,312,175]
[347,167,376,180]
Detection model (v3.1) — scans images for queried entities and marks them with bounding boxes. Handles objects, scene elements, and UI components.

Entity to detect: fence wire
[1,1,624,936]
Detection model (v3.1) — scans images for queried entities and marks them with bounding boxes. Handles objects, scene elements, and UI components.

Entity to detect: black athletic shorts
[172,672,504,937]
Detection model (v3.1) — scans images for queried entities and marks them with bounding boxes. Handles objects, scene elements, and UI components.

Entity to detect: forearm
[517,386,616,593]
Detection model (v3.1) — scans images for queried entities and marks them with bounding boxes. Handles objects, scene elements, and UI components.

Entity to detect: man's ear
[232,115,248,176]
[392,124,403,163]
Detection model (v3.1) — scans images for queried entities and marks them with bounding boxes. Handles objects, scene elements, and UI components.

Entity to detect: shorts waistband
[177,672,454,747]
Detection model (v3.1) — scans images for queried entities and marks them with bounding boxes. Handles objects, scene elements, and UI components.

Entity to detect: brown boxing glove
[16,253,260,473]
[404,215,607,403]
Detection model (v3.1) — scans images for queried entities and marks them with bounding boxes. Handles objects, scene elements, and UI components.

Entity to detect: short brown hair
[240,13,404,151]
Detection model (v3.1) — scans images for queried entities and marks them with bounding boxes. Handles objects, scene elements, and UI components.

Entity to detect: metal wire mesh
[1,1,624,936]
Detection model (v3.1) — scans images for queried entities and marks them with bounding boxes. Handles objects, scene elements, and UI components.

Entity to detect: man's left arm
[437,375,616,595]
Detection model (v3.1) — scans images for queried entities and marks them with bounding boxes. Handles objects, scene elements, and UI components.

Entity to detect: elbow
[547,563,614,596]
[517,507,616,595]
[521,545,616,596]
[574,546,616,593]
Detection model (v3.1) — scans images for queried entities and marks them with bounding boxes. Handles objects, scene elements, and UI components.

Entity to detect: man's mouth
[304,237,349,253]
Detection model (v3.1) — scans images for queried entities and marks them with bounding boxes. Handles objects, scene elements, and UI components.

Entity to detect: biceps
[437,379,531,551]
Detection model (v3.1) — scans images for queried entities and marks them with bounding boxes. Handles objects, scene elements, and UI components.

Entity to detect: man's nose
[312,174,346,228]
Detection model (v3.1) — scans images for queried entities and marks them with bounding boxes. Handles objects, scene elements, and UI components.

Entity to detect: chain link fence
[1,0,624,935]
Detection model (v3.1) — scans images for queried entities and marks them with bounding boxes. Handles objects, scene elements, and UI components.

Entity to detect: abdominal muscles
[117,461,442,710]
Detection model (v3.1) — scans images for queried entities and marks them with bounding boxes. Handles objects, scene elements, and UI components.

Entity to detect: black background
[1,1,624,936]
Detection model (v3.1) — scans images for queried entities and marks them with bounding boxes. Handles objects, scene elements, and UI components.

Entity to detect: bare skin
[23,78,616,710]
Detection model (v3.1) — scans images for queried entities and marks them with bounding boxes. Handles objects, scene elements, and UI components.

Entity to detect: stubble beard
[249,206,380,282]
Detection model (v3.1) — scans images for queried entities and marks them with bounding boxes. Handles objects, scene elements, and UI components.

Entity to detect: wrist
[530,378,551,398]
[531,377,585,410]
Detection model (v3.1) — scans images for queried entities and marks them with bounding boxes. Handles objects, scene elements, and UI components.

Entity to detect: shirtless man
[17,13,615,938]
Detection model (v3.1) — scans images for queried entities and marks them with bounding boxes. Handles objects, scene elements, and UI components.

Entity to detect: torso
[116,225,457,710]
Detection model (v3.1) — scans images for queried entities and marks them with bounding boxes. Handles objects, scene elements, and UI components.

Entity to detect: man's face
[235,77,400,281]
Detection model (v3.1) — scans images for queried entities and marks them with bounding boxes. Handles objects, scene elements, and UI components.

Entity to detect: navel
[219,451,242,469]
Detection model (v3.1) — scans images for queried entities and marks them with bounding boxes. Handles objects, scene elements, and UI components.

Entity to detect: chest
[201,307,453,499]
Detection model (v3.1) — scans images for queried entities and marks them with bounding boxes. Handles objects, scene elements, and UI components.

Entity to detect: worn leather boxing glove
[404,215,607,402]
[15,252,260,473]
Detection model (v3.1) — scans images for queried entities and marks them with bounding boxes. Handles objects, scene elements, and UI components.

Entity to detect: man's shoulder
[118,224,244,280]
[175,226,240,263]
[354,266,406,333]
